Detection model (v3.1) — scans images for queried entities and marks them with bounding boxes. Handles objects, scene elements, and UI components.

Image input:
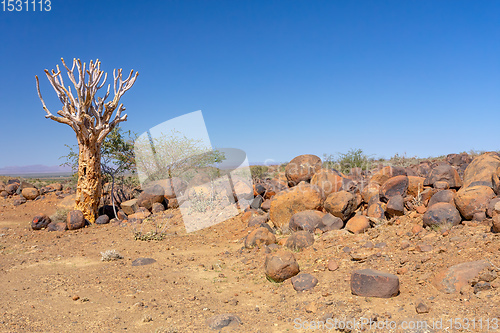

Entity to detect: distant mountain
[0,164,72,175]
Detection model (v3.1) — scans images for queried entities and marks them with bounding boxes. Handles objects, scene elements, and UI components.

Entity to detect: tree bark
[75,139,102,223]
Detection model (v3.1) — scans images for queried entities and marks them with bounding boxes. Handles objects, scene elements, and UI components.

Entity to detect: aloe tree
[36,58,138,222]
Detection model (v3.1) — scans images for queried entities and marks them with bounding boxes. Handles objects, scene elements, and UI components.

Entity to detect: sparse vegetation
[323,148,373,174]
[100,250,123,261]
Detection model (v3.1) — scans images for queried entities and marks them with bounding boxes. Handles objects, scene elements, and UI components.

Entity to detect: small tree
[36,58,138,222]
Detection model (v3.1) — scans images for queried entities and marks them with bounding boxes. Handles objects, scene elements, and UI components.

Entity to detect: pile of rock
[239,152,500,294]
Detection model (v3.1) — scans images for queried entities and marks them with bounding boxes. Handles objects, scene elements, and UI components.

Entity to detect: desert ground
[1,153,500,333]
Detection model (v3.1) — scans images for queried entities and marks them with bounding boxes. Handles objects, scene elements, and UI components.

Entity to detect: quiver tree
[36,58,138,222]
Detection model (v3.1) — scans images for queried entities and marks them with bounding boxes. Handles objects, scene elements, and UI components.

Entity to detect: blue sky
[0,0,499,168]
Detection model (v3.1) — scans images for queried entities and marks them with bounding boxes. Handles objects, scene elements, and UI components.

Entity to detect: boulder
[47,222,67,231]
[461,152,500,191]
[248,214,269,227]
[264,250,300,282]
[58,194,76,211]
[253,184,266,197]
[486,197,500,218]
[5,183,18,195]
[424,163,462,188]
[427,190,455,208]
[320,213,344,231]
[31,214,51,230]
[351,269,400,298]
[407,176,425,197]
[454,185,495,220]
[285,154,322,187]
[151,202,166,213]
[386,195,404,217]
[433,260,491,294]
[423,202,461,229]
[137,185,165,210]
[370,166,407,186]
[379,175,408,202]
[310,169,343,199]
[345,215,371,234]
[291,273,319,291]
[48,183,63,191]
[324,191,357,221]
[150,177,187,199]
[269,183,322,230]
[245,227,276,248]
[67,210,86,230]
[285,230,315,250]
[250,195,264,209]
[367,202,385,219]
[289,210,323,232]
[95,215,110,225]
[361,182,380,203]
[22,188,39,200]
[129,207,151,219]
[120,199,139,215]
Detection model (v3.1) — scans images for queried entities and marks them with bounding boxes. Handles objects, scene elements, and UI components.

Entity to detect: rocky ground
[1,152,500,332]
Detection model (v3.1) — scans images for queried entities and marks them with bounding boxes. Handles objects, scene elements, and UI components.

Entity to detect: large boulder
[289,210,323,232]
[67,210,86,230]
[433,260,491,294]
[454,185,495,220]
[424,163,462,188]
[370,166,407,186]
[461,152,500,192]
[427,190,455,208]
[407,176,425,197]
[423,202,461,229]
[351,269,400,298]
[264,250,300,282]
[345,215,371,234]
[245,227,276,248]
[269,183,322,230]
[285,154,322,187]
[31,214,51,230]
[310,169,343,199]
[5,183,18,195]
[22,188,39,200]
[120,198,139,215]
[361,182,380,203]
[379,175,408,202]
[324,191,357,221]
[137,185,165,210]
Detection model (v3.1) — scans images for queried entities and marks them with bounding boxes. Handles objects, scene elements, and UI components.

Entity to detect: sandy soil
[1,192,500,333]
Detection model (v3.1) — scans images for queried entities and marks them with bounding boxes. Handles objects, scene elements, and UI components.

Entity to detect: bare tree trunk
[75,140,102,223]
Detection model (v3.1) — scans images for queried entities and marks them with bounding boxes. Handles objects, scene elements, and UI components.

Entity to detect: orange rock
[269,183,322,230]
[324,191,357,221]
[361,182,380,203]
[345,215,371,234]
[454,185,495,220]
[462,152,500,190]
[370,166,407,186]
[285,154,322,187]
[310,169,343,199]
[407,176,425,197]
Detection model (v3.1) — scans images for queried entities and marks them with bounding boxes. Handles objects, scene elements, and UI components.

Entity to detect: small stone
[47,222,67,231]
[245,227,276,248]
[206,313,242,330]
[151,202,165,213]
[415,301,430,314]
[72,295,80,301]
[132,258,157,266]
[304,302,317,313]
[416,244,433,252]
[327,260,339,271]
[474,281,491,294]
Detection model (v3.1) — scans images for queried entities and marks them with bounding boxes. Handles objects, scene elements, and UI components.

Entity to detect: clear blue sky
[0,0,499,168]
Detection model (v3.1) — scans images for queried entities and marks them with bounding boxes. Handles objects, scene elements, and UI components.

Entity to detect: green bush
[323,149,372,174]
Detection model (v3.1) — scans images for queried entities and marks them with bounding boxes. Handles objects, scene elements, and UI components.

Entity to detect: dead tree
[36,58,138,222]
